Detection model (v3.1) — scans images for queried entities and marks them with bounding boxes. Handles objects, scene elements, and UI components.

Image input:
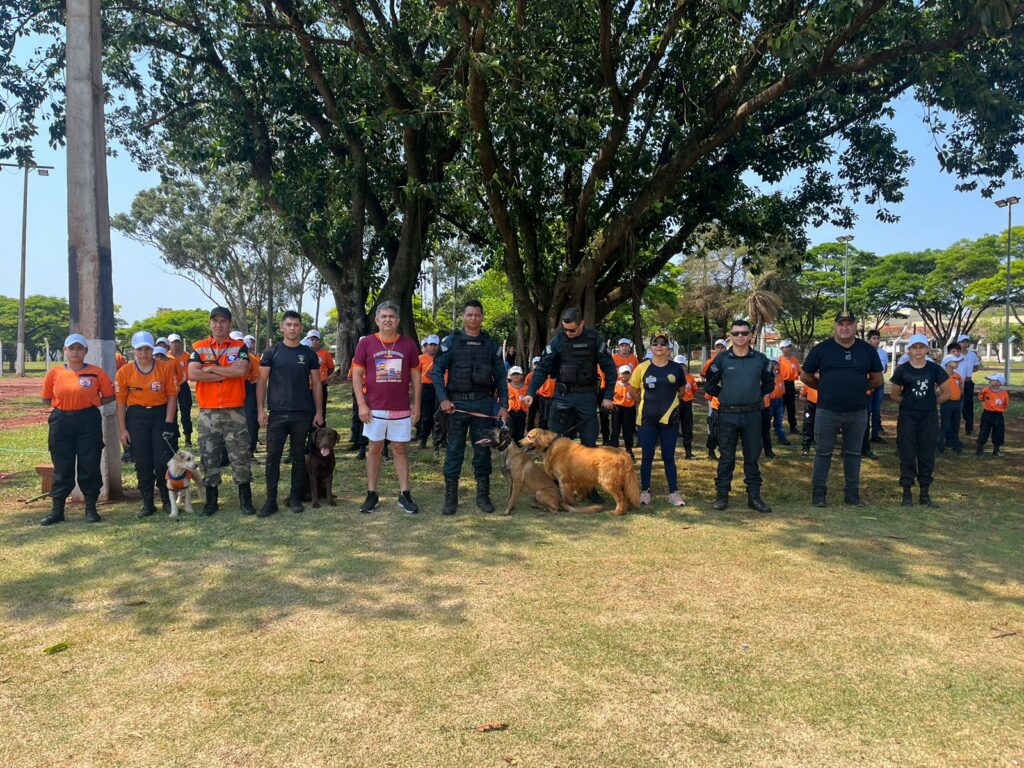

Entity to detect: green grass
[0,394,1022,767]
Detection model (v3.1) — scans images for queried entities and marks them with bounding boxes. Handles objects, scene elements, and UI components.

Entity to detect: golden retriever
[518,428,640,515]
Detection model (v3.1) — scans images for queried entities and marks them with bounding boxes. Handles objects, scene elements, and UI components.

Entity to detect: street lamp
[2,162,55,376]
[837,235,855,312]
[995,196,1019,383]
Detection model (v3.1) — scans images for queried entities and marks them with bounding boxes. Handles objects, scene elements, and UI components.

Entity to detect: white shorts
[363,411,412,442]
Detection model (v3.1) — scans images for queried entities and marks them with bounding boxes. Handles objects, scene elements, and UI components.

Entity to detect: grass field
[1,388,1022,767]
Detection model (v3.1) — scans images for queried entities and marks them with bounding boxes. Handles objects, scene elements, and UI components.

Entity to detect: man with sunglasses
[521,307,616,458]
[800,310,885,507]
[703,320,776,513]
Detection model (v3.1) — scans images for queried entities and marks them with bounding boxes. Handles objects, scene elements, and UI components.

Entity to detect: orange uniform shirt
[115,351,127,370]
[613,380,636,407]
[190,337,249,409]
[316,348,335,383]
[804,385,818,405]
[979,387,1009,413]
[507,382,529,412]
[172,351,190,384]
[116,359,179,407]
[770,370,785,400]
[778,354,800,382]
[246,352,261,383]
[613,352,640,371]
[947,371,963,401]
[537,377,557,398]
[419,354,436,384]
[42,364,115,411]
[678,372,698,403]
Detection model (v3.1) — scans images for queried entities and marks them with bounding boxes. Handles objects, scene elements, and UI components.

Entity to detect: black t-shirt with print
[261,341,320,413]
[802,338,882,412]
[890,361,949,412]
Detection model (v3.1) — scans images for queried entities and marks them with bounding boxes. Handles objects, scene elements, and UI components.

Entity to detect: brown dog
[476,425,603,515]
[519,428,640,515]
[305,428,339,507]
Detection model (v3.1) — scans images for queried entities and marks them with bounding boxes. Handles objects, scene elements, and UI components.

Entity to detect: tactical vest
[448,333,496,394]
[558,329,598,387]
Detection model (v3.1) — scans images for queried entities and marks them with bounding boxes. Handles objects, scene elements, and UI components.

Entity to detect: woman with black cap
[39,334,116,525]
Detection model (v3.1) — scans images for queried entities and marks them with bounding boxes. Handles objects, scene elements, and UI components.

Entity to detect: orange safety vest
[165,468,194,491]
[191,337,248,409]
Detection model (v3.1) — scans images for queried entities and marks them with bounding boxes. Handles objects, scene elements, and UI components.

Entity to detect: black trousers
[706,407,719,453]
[244,381,259,452]
[783,380,797,432]
[265,410,313,499]
[715,409,763,498]
[443,396,495,480]
[761,406,773,454]
[598,393,611,444]
[48,407,104,501]
[962,379,976,434]
[126,405,174,499]
[177,383,193,441]
[611,404,636,450]
[977,410,1005,450]
[678,401,693,450]
[321,384,329,424]
[350,396,363,447]
[802,402,817,449]
[896,408,938,489]
[508,410,527,442]
[419,384,436,445]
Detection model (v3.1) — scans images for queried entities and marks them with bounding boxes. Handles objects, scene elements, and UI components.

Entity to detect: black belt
[127,404,162,410]
[450,391,492,401]
[718,403,762,414]
[560,384,597,394]
[54,406,99,415]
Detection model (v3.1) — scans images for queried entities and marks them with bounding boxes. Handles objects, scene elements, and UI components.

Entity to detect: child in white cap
[938,354,964,455]
[506,365,529,441]
[975,373,1010,457]
[610,364,637,457]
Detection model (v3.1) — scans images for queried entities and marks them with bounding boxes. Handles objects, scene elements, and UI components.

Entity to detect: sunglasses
[651,340,669,347]
[562,324,580,333]
[731,331,751,337]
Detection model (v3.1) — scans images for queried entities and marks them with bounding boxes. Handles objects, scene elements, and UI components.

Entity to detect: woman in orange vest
[506,366,529,441]
[116,331,180,518]
[39,334,116,526]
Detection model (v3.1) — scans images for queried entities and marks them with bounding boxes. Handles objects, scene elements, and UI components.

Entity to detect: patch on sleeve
[544,345,553,354]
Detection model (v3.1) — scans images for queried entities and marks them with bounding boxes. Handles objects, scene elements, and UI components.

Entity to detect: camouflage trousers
[197,407,252,487]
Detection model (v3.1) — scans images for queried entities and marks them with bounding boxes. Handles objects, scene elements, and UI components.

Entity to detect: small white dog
[165,450,202,518]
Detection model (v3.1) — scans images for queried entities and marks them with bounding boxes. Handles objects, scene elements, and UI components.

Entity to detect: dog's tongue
[320,447,330,457]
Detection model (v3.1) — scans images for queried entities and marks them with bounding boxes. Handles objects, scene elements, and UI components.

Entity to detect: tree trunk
[265,250,273,345]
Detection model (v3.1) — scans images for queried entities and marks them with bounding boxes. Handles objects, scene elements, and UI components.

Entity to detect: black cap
[210,306,232,320]
[834,310,856,323]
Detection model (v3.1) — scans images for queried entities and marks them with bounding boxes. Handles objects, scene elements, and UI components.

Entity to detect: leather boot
[84,493,102,523]
[40,496,66,526]
[257,497,279,518]
[442,478,458,516]
[747,496,772,514]
[137,487,157,519]
[476,476,495,514]
[158,485,172,513]
[901,486,914,507]
[238,482,256,516]
[712,495,728,511]
[202,485,219,516]
[919,485,937,508]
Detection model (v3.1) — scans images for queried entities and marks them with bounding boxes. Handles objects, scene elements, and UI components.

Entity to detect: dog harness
[165,469,193,491]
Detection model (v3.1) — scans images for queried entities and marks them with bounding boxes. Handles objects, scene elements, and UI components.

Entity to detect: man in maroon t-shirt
[351,301,422,514]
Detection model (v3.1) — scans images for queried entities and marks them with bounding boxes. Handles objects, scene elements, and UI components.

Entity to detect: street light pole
[837,235,855,313]
[995,196,1019,383]
[1,162,53,376]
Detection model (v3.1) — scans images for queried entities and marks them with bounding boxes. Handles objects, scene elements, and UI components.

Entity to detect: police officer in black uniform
[703,319,775,514]
[521,307,616,450]
[434,300,509,515]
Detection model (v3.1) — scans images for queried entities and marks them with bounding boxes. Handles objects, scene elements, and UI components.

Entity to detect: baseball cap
[508,366,524,375]
[769,356,780,364]
[714,339,728,348]
[986,373,1007,384]
[131,331,155,349]
[779,339,793,348]
[229,331,244,340]
[531,356,541,365]
[300,338,313,347]
[941,354,963,366]
[63,333,88,349]
[154,345,169,356]
[673,354,687,365]
[167,333,182,343]
[957,334,971,342]
[617,364,633,374]
[210,306,231,320]
[907,333,929,348]
[835,310,857,323]
[306,329,322,339]
[243,335,256,347]
[617,338,632,346]
[425,334,440,345]
[155,336,169,346]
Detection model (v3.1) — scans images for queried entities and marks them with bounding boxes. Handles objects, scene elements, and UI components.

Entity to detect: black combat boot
[442,478,459,516]
[257,497,279,518]
[202,485,219,516]
[901,486,914,507]
[747,496,772,514]
[476,476,495,514]
[158,485,172,513]
[137,487,157,519]
[238,483,256,516]
[919,485,937,508]
[84,493,102,523]
[712,495,728,511]
[40,496,66,526]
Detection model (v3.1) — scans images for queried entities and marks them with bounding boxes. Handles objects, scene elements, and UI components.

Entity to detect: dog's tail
[561,502,604,514]
[620,456,641,509]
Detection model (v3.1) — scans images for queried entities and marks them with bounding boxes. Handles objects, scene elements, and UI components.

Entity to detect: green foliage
[0,295,70,358]
[122,309,211,348]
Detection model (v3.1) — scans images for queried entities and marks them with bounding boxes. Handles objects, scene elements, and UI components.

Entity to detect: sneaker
[398,491,419,514]
[667,492,686,507]
[777,437,790,446]
[801,446,810,456]
[359,491,380,514]
[863,450,878,460]
[639,490,652,506]
[994,448,1005,457]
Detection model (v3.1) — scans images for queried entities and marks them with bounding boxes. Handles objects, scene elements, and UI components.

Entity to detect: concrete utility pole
[995,196,1019,384]
[66,0,121,497]
[837,235,855,313]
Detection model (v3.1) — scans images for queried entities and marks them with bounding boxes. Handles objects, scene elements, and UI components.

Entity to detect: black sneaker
[812,494,827,508]
[843,494,865,507]
[863,450,878,460]
[288,496,304,513]
[994,448,1005,457]
[359,491,380,514]
[398,491,419,514]
[257,499,279,518]
[777,437,790,446]
[801,446,810,456]
[712,496,728,511]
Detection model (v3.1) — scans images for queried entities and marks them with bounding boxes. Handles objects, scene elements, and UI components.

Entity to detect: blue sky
[1,92,1020,325]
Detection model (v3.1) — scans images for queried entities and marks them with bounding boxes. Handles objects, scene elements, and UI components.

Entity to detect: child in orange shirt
[769,358,789,446]
[506,366,529,442]
[674,355,698,459]
[761,359,786,458]
[939,354,964,454]
[976,373,1010,457]
[610,364,637,457]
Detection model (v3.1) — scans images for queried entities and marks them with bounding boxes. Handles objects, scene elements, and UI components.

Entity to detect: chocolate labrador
[305,427,339,507]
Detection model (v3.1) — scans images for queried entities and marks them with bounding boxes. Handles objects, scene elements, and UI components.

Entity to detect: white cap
[673,354,687,364]
[714,339,728,348]
[306,329,322,339]
[617,338,632,346]
[618,364,633,374]
[154,345,169,356]
[907,333,929,348]
[779,339,793,348]
[957,334,971,342]
[508,366,524,375]
[644,350,653,359]
[243,335,256,347]
[531,356,541,365]
[229,331,244,340]
[300,338,313,347]
[155,336,169,346]
[425,334,441,345]
[167,333,182,343]
[770,356,780,363]
[63,333,88,349]
[986,373,1006,384]
[131,331,155,349]
[941,354,962,366]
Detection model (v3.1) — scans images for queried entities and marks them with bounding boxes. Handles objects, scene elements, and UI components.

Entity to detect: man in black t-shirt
[800,311,884,507]
[256,310,324,517]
